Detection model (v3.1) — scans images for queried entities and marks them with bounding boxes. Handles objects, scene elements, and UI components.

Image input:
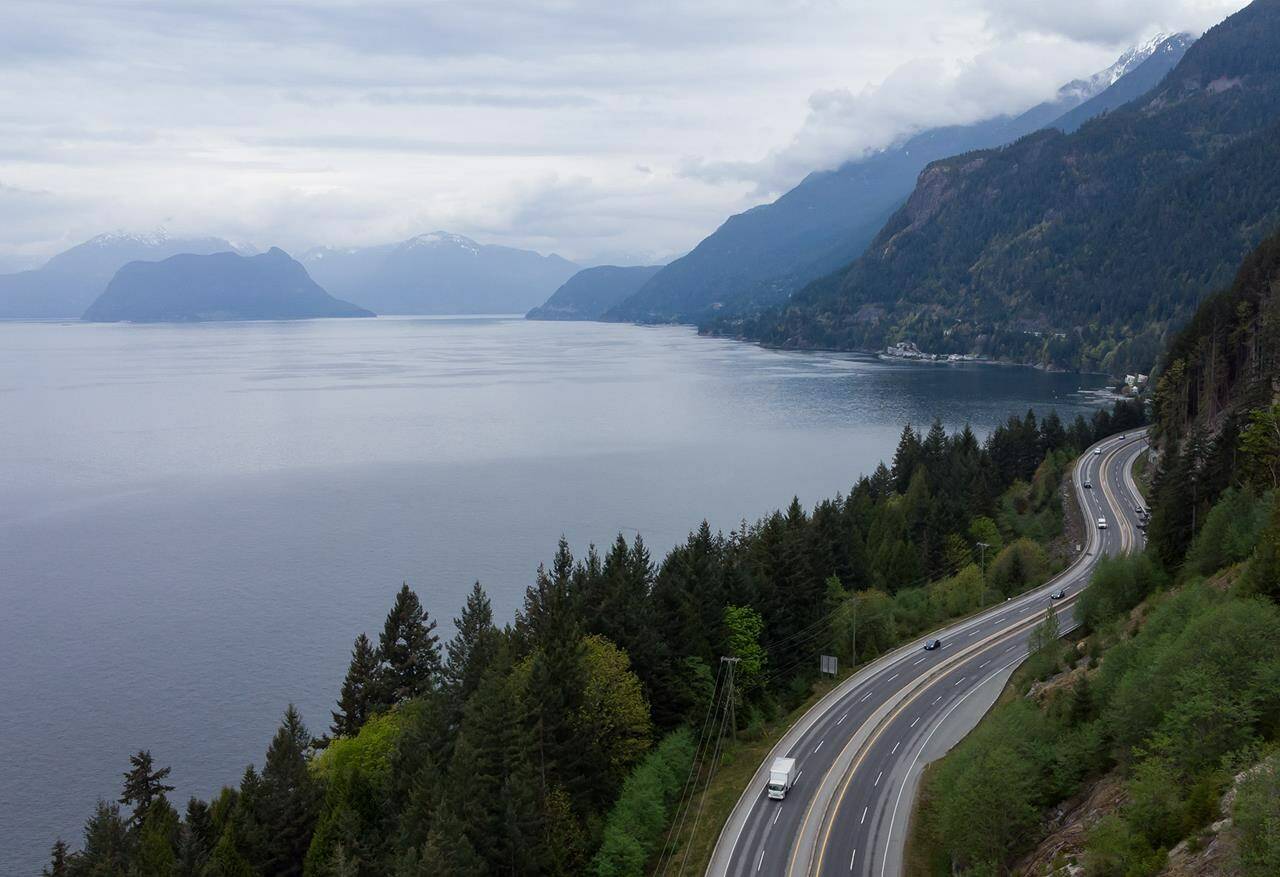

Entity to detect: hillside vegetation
[716,0,1280,376]
[912,226,1280,877]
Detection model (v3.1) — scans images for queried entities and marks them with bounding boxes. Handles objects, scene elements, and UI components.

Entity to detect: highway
[707,432,1149,877]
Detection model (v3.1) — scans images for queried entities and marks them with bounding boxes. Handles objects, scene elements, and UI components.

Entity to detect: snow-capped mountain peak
[1056,32,1193,104]
[404,231,481,254]
[85,229,172,249]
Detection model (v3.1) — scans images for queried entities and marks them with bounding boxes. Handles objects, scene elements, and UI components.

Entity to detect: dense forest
[710,0,1280,377]
[913,224,1280,877]
[44,400,1145,877]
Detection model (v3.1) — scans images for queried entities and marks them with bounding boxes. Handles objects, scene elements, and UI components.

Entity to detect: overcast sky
[0,0,1248,268]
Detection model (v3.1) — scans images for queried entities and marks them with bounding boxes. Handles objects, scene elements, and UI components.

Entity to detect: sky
[0,0,1249,269]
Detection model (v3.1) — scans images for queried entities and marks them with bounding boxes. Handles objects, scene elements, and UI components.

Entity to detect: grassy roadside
[660,669,850,874]
[902,659,1050,876]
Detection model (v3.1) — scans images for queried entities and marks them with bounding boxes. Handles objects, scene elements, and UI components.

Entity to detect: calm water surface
[0,316,1107,872]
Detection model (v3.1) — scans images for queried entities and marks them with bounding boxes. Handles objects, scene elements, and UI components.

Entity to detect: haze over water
[0,316,1107,873]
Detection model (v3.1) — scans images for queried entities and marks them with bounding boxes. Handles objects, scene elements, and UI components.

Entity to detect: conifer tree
[79,801,130,875]
[257,705,321,877]
[379,583,442,703]
[119,750,175,828]
[443,582,499,708]
[332,632,381,737]
[41,839,69,877]
[176,798,215,876]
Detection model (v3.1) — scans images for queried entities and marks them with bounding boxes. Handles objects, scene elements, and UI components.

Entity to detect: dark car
[1083,480,1092,489]
[924,639,942,651]
[1050,589,1066,600]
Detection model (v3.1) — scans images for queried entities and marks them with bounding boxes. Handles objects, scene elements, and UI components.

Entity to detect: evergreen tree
[42,839,69,877]
[443,582,500,708]
[892,424,923,492]
[119,750,174,828]
[379,583,443,704]
[79,801,130,876]
[132,799,180,876]
[332,632,381,737]
[175,798,214,876]
[257,705,321,877]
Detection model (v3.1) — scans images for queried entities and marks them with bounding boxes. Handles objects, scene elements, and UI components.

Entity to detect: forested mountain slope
[719,0,1280,376]
[526,264,662,321]
[604,36,1190,326]
[914,229,1280,877]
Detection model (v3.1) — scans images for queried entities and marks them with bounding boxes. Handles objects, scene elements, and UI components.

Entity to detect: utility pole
[720,657,740,742]
[850,592,857,668]
[976,541,991,577]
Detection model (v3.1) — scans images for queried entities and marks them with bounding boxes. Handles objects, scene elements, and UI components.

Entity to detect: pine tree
[379,583,443,704]
[257,705,321,877]
[41,839,69,877]
[176,798,215,876]
[80,801,130,875]
[443,582,499,708]
[332,632,381,737]
[119,750,175,828]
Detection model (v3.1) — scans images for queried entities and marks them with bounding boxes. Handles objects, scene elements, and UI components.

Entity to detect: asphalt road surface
[707,432,1149,877]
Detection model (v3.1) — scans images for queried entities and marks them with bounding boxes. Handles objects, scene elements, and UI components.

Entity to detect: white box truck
[768,757,796,800]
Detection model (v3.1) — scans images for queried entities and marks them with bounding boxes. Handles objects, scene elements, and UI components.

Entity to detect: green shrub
[589,728,696,877]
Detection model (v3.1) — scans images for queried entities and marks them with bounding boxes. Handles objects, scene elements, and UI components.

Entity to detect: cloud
[0,0,1253,264]
[981,0,1245,44]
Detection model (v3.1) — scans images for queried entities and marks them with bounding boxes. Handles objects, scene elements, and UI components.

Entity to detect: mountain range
[303,232,579,315]
[83,248,372,322]
[602,33,1194,326]
[716,0,1280,376]
[526,264,664,321]
[0,232,250,319]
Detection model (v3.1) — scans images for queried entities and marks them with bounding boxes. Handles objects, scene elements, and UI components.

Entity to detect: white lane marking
[850,848,858,871]
[968,629,979,637]
[979,660,989,669]
[910,716,920,728]
[773,808,782,825]
[913,657,925,665]
[861,806,868,824]
[815,740,824,754]
[953,677,964,686]
[891,741,900,755]
[838,712,848,725]
[932,696,942,705]
[874,771,883,787]
[861,691,873,703]
[888,673,899,682]
[758,848,766,872]
[796,770,803,783]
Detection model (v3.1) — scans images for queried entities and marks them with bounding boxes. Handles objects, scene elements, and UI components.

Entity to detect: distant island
[82,248,374,323]
[526,264,663,321]
[302,232,579,315]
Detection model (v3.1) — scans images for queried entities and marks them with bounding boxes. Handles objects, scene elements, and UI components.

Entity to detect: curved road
[708,432,1149,877]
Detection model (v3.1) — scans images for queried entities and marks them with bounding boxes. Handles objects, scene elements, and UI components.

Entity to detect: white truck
[768,757,797,800]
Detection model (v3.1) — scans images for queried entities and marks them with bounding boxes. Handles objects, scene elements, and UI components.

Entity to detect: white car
[1097,517,1108,529]
[1094,448,1102,455]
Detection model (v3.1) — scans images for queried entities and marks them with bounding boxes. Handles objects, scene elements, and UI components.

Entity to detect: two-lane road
[709,432,1149,877]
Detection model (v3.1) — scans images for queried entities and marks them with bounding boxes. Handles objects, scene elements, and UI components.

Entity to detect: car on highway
[1097,517,1108,529]
[1083,480,1092,488]
[1050,588,1066,600]
[1094,448,1102,455]
[923,638,942,651]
